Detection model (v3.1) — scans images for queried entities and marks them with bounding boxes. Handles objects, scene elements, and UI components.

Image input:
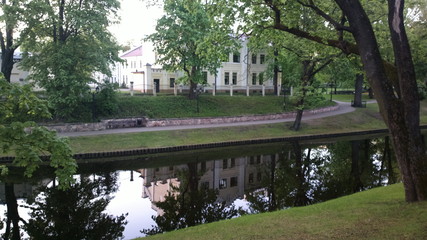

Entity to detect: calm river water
[0,134,398,239]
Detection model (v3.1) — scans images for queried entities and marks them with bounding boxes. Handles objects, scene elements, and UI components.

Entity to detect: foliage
[24,173,127,239]
[20,0,122,121]
[0,79,76,188]
[94,80,119,118]
[146,0,238,98]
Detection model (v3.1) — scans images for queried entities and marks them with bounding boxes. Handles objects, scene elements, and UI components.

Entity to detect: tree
[21,0,121,120]
[146,0,238,99]
[0,78,77,239]
[215,0,427,202]
[0,0,30,82]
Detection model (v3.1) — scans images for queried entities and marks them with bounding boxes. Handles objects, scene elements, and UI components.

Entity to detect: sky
[109,0,164,46]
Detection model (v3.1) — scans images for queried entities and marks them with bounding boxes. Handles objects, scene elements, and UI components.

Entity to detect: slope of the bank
[137,184,427,240]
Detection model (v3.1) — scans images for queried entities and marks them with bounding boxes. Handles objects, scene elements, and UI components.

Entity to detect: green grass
[68,103,386,153]
[327,93,372,102]
[135,183,427,240]
[112,94,332,119]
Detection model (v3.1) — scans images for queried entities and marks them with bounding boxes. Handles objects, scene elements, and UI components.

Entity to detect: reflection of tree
[142,162,240,236]
[2,183,27,240]
[246,141,313,213]
[24,172,127,240]
[246,137,398,213]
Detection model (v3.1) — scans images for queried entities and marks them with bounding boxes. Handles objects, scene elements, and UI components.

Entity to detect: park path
[58,101,358,137]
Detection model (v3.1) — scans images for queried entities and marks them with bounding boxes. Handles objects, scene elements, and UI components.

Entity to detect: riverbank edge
[3,126,427,163]
[43,104,339,133]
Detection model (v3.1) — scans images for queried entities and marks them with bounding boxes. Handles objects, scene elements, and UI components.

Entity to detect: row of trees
[147,0,427,202]
[0,0,121,120]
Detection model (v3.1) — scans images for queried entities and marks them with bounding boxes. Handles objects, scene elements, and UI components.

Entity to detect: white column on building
[145,64,152,94]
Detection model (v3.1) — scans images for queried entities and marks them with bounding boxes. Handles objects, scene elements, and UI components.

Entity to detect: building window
[202,71,208,84]
[170,78,175,88]
[250,156,255,165]
[260,54,265,64]
[232,72,237,85]
[252,54,257,64]
[230,158,235,168]
[201,161,206,172]
[259,72,264,85]
[252,73,257,85]
[219,179,227,189]
[224,72,230,85]
[233,53,240,63]
[223,159,228,169]
[230,177,238,187]
[257,172,262,182]
[201,181,210,190]
[249,173,254,183]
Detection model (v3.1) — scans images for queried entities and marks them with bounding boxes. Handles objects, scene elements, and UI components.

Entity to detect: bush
[94,81,119,118]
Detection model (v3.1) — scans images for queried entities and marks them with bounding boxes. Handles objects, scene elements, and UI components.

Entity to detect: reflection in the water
[0,135,398,239]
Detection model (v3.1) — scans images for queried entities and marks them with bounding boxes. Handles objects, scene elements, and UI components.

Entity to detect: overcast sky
[109,0,164,46]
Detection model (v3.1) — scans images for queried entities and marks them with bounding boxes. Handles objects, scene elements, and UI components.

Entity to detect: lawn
[68,102,387,154]
[136,183,427,240]
[112,94,332,119]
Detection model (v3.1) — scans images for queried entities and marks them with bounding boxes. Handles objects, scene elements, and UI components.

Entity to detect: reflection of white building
[138,154,273,214]
[113,40,277,94]
[0,52,30,84]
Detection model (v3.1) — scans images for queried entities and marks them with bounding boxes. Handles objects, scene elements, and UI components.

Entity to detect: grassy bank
[68,103,386,153]
[136,183,427,240]
[113,94,331,118]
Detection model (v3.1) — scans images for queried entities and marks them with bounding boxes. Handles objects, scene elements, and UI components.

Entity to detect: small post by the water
[130,81,134,96]
[179,84,183,94]
[262,84,265,96]
[230,85,233,96]
[277,84,281,96]
[174,83,177,96]
[290,86,294,96]
[246,85,250,96]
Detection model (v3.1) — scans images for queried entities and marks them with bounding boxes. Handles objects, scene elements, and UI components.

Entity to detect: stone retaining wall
[146,105,339,127]
[45,105,339,133]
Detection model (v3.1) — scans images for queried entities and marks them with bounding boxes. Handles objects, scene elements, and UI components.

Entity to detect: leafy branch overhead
[0,79,76,189]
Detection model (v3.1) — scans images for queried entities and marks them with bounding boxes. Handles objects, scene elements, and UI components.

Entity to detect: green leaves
[146,0,238,88]
[0,79,77,189]
[20,0,121,120]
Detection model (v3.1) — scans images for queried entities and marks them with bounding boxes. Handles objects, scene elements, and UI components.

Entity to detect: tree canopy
[20,0,122,120]
[146,0,238,99]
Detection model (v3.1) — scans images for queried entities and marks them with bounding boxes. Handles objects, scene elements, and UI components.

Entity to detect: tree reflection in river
[23,172,127,240]
[245,137,397,213]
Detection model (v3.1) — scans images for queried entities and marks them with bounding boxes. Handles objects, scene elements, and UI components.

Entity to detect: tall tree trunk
[353,73,364,107]
[0,48,14,82]
[335,0,427,201]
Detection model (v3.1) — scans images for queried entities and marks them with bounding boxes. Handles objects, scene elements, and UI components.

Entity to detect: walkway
[58,101,356,137]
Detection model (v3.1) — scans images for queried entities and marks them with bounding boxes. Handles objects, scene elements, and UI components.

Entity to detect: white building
[113,39,277,94]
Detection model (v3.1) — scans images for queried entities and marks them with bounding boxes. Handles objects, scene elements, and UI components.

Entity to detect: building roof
[120,46,143,58]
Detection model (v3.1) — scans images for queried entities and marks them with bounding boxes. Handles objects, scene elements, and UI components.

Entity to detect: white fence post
[230,85,233,96]
[262,84,265,96]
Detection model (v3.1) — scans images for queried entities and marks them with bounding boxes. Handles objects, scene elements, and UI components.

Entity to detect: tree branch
[297,0,352,32]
